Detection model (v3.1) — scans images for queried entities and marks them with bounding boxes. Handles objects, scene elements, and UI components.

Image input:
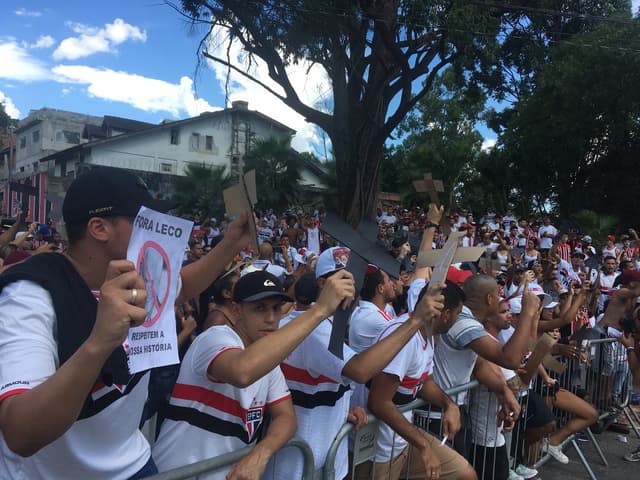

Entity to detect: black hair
[360,269,385,301]
[417,280,466,311]
[211,271,239,304]
[283,273,297,292]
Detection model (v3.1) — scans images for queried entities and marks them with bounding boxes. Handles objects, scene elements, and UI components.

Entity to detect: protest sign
[125,206,193,373]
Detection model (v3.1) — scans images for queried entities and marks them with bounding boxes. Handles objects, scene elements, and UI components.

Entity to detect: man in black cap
[153,269,357,479]
[0,166,251,479]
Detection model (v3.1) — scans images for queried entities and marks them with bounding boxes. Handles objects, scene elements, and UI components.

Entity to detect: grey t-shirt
[433,306,487,405]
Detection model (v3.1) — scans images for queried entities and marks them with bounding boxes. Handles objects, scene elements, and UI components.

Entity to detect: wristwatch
[424,221,438,229]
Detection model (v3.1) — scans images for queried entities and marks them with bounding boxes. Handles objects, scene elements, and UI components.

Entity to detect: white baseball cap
[509,296,522,314]
[528,283,552,307]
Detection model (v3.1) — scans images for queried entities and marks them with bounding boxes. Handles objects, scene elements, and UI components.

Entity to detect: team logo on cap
[264,279,276,287]
[332,246,350,270]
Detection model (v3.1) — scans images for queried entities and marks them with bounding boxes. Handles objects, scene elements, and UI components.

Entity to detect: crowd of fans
[1,179,639,480]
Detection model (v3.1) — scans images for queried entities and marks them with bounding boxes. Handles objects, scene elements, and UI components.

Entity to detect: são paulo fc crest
[246,406,264,438]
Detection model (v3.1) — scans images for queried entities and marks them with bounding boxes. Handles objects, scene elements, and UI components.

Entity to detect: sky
[0,0,330,154]
[2,1,639,156]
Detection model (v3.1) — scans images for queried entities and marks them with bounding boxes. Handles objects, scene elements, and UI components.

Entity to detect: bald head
[463,274,499,320]
[259,242,273,260]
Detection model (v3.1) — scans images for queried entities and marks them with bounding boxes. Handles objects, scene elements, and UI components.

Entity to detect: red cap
[446,266,472,285]
[608,235,616,242]
[620,270,640,285]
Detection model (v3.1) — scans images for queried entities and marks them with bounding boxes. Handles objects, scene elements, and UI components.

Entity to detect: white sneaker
[515,464,539,479]
[543,438,569,464]
[508,469,524,480]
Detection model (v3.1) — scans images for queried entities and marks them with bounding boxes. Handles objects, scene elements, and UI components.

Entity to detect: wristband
[424,221,438,229]
[627,347,636,354]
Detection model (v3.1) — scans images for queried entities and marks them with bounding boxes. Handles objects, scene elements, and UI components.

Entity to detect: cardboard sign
[416,245,485,269]
[223,169,259,254]
[125,207,193,373]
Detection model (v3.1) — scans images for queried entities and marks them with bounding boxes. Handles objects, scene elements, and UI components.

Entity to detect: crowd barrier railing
[145,435,315,480]
[325,381,480,480]
[527,337,637,480]
[146,337,637,480]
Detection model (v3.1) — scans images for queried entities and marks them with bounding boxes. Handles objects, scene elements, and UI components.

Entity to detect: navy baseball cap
[63,166,175,224]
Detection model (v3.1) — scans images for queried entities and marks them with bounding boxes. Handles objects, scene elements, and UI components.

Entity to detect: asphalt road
[537,407,640,480]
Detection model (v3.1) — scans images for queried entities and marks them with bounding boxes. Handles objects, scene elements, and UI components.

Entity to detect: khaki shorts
[352,429,471,480]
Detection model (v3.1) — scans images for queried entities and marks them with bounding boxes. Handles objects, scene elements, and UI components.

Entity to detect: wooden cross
[320,213,401,358]
[413,173,444,206]
[413,173,451,235]
[223,170,259,253]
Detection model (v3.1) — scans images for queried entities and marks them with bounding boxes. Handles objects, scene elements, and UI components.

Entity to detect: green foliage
[497,19,640,223]
[173,163,232,219]
[0,103,14,130]
[179,1,635,224]
[383,69,486,208]
[574,209,618,245]
[243,136,303,212]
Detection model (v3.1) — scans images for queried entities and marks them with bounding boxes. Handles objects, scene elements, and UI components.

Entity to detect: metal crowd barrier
[145,337,638,480]
[328,381,480,480]
[145,436,315,480]
[527,337,638,480]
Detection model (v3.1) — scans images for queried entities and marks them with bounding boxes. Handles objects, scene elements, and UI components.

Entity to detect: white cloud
[205,26,331,154]
[15,8,42,17]
[52,65,216,117]
[0,40,51,81]
[31,35,55,49]
[633,0,640,16]
[481,138,497,152]
[53,18,147,61]
[0,90,21,118]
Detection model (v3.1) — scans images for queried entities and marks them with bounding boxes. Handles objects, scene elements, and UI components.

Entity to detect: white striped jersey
[351,321,433,462]
[152,325,290,479]
[349,300,396,353]
[266,311,356,480]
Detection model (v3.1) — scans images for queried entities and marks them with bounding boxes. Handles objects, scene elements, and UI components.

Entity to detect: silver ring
[130,288,138,305]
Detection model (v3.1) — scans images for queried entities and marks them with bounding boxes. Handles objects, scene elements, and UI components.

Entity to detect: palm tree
[173,163,232,219]
[243,137,302,212]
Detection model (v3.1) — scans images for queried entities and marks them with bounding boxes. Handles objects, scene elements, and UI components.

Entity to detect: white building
[41,100,294,182]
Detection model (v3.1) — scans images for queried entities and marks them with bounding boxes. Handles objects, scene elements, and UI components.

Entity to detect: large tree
[179,0,631,225]
[383,68,486,208]
[497,19,640,224]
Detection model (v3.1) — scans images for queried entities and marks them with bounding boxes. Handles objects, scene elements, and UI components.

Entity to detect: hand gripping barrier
[322,381,480,480]
[146,436,315,480]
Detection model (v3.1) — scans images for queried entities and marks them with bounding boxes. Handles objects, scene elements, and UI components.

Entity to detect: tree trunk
[333,126,384,228]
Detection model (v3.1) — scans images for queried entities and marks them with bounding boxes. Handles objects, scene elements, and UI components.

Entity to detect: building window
[190,133,200,150]
[32,130,40,143]
[19,137,26,149]
[205,135,213,151]
[55,131,64,142]
[160,163,173,173]
[170,128,180,145]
